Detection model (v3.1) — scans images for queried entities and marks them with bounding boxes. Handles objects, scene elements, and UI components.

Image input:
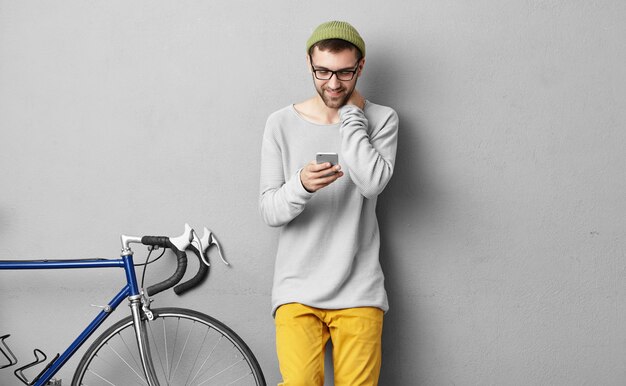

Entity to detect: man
[259,20,398,386]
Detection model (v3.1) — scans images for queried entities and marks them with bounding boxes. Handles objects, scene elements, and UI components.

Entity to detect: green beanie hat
[306,21,365,57]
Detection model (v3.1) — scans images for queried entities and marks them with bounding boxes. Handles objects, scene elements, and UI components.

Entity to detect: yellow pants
[275,303,384,386]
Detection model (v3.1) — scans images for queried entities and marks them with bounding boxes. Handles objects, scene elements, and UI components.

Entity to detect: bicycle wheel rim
[72,307,265,386]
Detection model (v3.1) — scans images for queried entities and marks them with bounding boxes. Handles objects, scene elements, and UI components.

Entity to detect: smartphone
[316,152,339,177]
[316,152,338,166]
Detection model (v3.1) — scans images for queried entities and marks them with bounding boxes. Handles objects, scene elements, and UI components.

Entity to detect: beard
[315,80,357,109]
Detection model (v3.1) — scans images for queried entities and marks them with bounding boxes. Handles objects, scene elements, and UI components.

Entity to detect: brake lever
[200,227,230,266]
[197,228,212,266]
[169,223,194,252]
[190,228,204,261]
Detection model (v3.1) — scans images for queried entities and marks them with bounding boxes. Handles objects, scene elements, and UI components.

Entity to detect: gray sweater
[259,102,399,316]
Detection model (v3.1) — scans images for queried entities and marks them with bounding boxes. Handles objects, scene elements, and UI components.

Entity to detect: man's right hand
[300,161,344,193]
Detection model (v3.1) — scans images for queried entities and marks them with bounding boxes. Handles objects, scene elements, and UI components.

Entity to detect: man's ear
[306,54,312,73]
[357,57,366,76]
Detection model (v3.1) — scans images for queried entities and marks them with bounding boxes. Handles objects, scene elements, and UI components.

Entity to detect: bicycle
[0,224,266,386]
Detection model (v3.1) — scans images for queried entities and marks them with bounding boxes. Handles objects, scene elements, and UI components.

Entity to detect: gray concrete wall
[1,1,625,385]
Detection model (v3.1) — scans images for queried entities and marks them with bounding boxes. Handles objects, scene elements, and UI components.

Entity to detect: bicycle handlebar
[125,225,228,297]
[173,244,209,295]
[140,236,189,296]
[171,227,229,295]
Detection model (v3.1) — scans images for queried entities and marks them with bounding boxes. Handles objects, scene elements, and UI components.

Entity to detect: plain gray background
[1,1,625,385]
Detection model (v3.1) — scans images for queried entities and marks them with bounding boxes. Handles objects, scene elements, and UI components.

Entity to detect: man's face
[308,47,364,109]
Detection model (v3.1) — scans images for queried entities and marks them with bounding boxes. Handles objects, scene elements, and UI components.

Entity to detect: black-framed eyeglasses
[310,59,360,81]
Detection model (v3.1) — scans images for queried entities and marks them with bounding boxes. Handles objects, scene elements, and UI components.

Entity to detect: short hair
[308,39,363,62]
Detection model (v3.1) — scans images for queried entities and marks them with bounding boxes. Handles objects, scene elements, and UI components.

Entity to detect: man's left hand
[346,90,365,110]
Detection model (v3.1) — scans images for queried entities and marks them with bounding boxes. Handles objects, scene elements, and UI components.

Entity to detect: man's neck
[294,96,340,125]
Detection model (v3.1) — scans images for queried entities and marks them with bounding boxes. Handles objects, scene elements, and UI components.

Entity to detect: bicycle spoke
[184,325,212,385]
[105,344,148,385]
[118,332,143,375]
[170,319,196,381]
[87,368,117,385]
[167,316,181,382]
[226,371,255,386]
[191,334,223,383]
[146,318,169,386]
[197,357,245,386]
[86,351,144,386]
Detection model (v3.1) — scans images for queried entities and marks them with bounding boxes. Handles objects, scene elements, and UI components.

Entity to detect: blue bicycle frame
[0,254,142,386]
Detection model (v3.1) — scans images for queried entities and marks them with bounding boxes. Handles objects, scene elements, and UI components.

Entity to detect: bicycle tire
[71,307,266,386]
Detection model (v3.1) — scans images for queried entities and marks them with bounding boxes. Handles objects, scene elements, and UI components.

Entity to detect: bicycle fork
[129,295,160,386]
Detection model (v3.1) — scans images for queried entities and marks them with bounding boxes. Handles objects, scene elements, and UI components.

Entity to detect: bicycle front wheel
[72,307,265,386]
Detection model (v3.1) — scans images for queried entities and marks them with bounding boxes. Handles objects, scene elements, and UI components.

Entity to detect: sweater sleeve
[338,104,399,199]
[259,127,314,227]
